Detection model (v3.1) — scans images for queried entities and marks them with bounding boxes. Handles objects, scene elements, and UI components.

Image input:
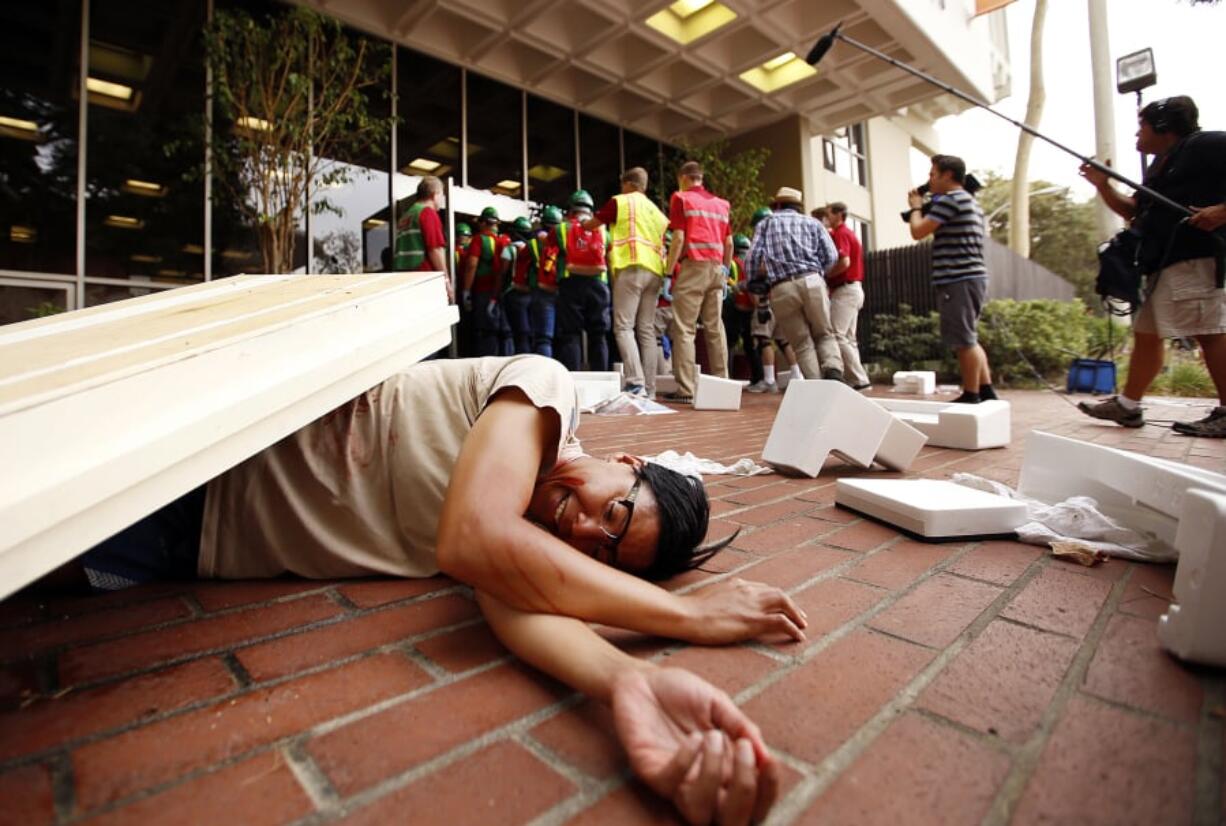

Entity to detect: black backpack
[1095,228,1144,312]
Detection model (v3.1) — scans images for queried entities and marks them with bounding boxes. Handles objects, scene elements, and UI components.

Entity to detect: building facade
[0,0,1010,324]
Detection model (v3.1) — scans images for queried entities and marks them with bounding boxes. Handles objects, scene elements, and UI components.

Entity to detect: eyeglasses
[596,476,641,568]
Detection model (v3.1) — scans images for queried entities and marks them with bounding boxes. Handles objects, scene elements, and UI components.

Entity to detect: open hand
[682,577,807,644]
[611,666,778,826]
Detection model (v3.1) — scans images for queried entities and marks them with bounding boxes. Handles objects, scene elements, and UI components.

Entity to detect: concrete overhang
[297,0,1011,142]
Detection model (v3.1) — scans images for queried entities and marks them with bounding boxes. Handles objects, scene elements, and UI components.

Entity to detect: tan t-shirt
[198,355,582,579]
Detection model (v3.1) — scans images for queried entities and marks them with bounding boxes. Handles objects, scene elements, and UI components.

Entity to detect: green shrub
[869,304,945,366]
[978,299,1090,383]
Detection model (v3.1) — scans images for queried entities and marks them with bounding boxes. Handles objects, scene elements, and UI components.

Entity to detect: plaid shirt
[745,209,838,287]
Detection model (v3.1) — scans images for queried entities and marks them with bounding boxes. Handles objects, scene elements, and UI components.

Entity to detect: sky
[916,0,1225,200]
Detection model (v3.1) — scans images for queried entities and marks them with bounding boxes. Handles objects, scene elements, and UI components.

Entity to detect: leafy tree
[977,172,1100,309]
[204,7,391,273]
[656,139,770,236]
[313,230,362,274]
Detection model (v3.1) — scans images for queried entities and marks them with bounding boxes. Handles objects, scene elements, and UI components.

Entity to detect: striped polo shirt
[927,188,987,286]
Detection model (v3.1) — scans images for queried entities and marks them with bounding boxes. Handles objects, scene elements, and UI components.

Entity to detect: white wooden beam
[0,273,457,600]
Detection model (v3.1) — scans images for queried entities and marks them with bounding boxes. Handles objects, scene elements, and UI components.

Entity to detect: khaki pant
[829,281,869,386]
[612,266,662,394]
[769,274,842,379]
[670,259,728,396]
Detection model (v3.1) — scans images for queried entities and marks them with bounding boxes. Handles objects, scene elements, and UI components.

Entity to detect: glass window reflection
[466,72,523,197]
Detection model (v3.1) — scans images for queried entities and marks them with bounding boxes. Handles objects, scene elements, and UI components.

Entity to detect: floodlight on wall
[0,115,40,141]
[646,0,735,44]
[1116,48,1156,95]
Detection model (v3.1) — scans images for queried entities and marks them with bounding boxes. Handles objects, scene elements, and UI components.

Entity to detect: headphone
[1147,98,1174,133]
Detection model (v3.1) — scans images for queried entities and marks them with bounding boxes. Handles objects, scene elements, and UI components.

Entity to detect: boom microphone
[803,23,1191,216]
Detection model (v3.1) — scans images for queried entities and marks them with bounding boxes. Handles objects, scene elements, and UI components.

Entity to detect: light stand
[1116,47,1157,177]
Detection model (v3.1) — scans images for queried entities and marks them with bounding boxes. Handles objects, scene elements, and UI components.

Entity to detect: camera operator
[1078,96,1226,437]
[907,154,997,404]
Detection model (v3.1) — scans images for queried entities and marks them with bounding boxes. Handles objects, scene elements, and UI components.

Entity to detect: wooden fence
[858,237,1075,358]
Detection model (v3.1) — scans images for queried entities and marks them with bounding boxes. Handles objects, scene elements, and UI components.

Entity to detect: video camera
[899,174,982,223]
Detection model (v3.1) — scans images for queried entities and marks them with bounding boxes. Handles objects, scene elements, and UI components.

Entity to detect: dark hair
[775,202,803,214]
[678,160,704,180]
[1140,96,1199,137]
[930,154,966,184]
[635,462,737,581]
[827,202,848,217]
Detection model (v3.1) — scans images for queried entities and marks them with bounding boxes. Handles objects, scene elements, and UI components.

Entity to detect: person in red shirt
[394,176,453,301]
[462,206,512,357]
[661,161,732,403]
[824,202,870,390]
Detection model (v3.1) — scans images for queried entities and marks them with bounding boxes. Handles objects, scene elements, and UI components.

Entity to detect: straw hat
[771,186,804,206]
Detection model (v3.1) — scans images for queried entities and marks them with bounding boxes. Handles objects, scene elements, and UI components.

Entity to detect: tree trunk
[1009,0,1048,257]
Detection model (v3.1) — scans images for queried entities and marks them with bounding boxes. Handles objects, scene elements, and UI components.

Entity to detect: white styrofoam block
[762,380,893,476]
[571,371,621,409]
[1018,431,1226,547]
[776,372,792,391]
[835,478,1029,538]
[874,398,1011,450]
[655,374,678,394]
[892,370,936,395]
[874,416,928,472]
[1158,489,1226,667]
[693,374,742,410]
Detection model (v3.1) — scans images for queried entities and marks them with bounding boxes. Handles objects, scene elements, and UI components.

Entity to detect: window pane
[211,0,308,276]
[85,0,206,293]
[526,94,574,210]
[0,279,72,325]
[466,72,523,197]
[312,27,390,274]
[0,2,81,275]
[396,46,461,183]
[822,139,836,173]
[579,114,619,204]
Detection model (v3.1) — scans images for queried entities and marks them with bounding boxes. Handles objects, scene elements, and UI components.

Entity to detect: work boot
[660,391,692,405]
[821,368,844,381]
[1172,406,1226,438]
[1077,396,1144,428]
[746,380,778,394]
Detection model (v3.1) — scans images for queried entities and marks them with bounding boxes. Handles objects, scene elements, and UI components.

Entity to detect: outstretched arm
[477,591,777,826]
[1079,162,1137,221]
[436,390,805,645]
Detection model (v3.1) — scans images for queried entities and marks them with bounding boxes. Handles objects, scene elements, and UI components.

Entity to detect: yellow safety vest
[607,191,667,277]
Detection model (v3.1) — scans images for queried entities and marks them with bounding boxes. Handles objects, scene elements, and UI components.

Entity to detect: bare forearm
[664,229,684,274]
[1095,183,1136,221]
[477,591,652,702]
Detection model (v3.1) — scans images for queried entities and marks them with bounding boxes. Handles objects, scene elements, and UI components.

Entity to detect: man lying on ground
[59,354,806,826]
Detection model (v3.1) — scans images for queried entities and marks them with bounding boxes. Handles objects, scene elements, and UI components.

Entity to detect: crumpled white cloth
[583,392,677,416]
[645,449,771,478]
[951,473,1176,562]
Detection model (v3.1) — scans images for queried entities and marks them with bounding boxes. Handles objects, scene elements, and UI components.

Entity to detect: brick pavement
[0,387,1222,825]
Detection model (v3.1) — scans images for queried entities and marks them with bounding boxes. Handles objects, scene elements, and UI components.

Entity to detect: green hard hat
[456,222,472,237]
[512,216,533,234]
[542,205,564,225]
[751,206,772,227]
[733,233,751,250]
[479,206,499,222]
[569,189,595,210]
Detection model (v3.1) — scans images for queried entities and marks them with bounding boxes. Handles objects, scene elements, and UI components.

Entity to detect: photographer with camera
[908,155,996,404]
[1077,96,1226,437]
[745,187,843,381]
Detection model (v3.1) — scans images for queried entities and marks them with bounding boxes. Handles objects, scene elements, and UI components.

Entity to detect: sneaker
[821,368,844,381]
[624,383,647,397]
[1077,396,1144,428]
[952,391,981,404]
[1172,406,1226,438]
[660,391,693,405]
[746,380,778,394]
[851,382,872,391]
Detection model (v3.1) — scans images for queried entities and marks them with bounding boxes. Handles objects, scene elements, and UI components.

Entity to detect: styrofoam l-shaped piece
[0,273,457,601]
[835,478,1028,538]
[1018,431,1226,548]
[874,417,928,472]
[873,398,1011,449]
[570,371,621,408]
[763,380,893,476]
[1158,489,1226,666]
[693,374,742,411]
[892,370,936,395]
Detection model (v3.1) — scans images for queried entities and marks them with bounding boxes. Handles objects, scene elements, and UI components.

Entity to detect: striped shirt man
[926,188,987,286]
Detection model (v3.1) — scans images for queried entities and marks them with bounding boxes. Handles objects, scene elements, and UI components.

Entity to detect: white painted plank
[835,478,1028,538]
[0,273,457,599]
